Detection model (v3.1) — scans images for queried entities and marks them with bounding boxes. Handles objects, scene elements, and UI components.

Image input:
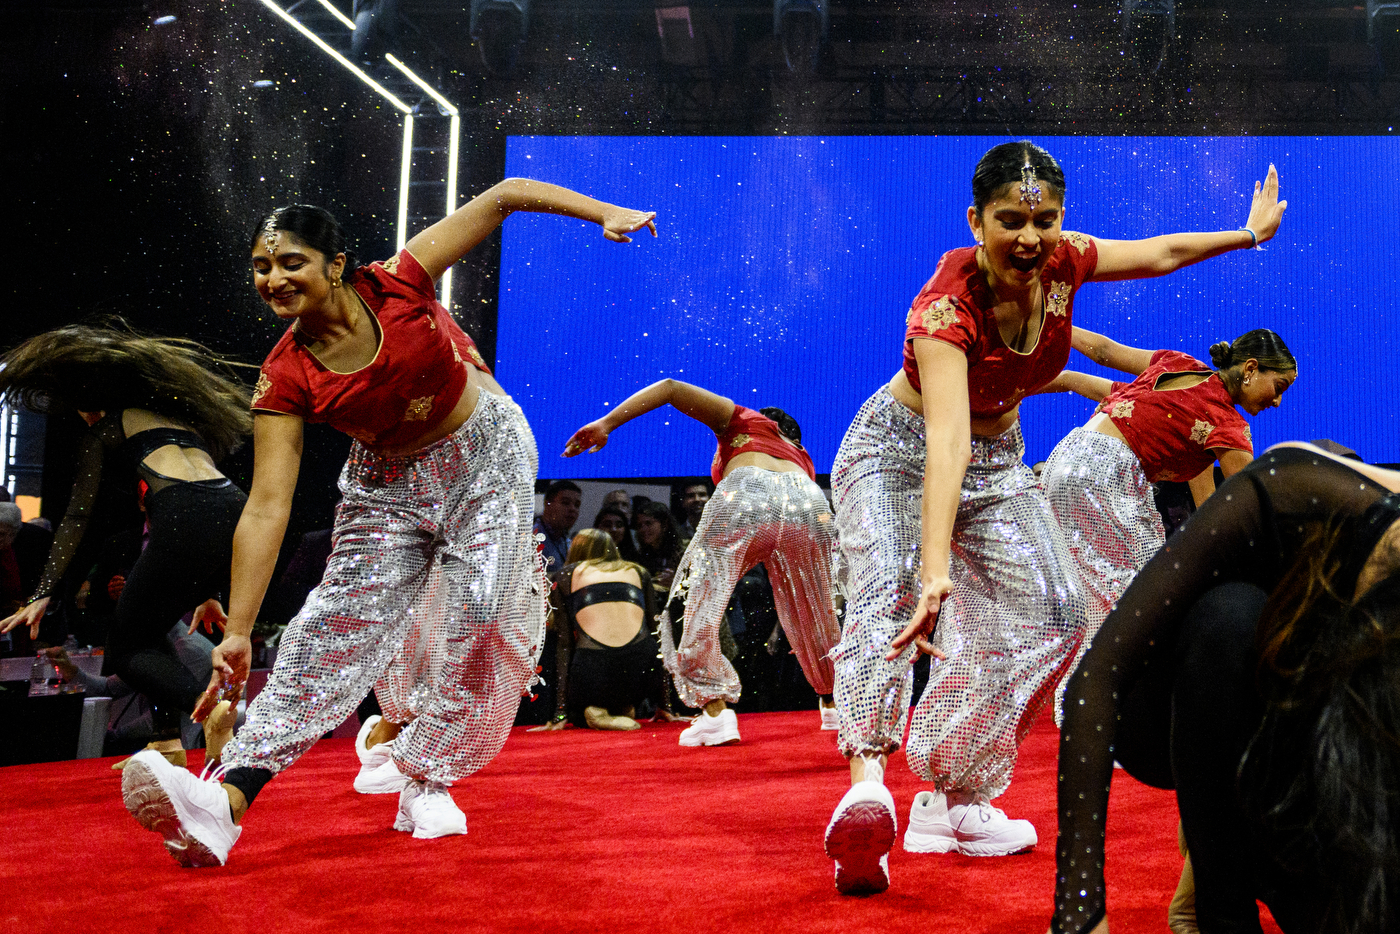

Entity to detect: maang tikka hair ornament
[1019,161,1043,207]
[262,214,281,255]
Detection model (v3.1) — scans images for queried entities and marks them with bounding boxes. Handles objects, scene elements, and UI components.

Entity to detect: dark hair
[633,500,684,572]
[1242,524,1400,933]
[594,505,640,561]
[0,321,253,461]
[760,406,803,444]
[971,141,1066,215]
[250,204,362,280]
[593,505,628,528]
[1209,329,1297,379]
[544,479,582,502]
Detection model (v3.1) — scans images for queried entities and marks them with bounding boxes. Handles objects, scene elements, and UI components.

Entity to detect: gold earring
[331,279,341,289]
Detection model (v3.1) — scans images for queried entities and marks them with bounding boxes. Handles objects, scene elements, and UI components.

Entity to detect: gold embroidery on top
[1190,419,1215,445]
[252,372,273,407]
[404,395,435,422]
[1157,470,1180,482]
[1110,400,1135,419]
[452,343,463,364]
[918,295,959,333]
[467,344,487,369]
[1046,281,1072,317]
[730,434,753,449]
[1061,231,1092,254]
[1243,425,1253,446]
[381,254,401,275]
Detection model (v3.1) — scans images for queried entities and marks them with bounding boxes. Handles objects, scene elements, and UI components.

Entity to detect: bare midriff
[887,370,1022,439]
[723,450,808,479]
[1085,411,1129,445]
[371,367,508,458]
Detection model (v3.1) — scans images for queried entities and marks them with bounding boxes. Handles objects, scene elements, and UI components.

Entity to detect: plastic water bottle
[28,652,58,697]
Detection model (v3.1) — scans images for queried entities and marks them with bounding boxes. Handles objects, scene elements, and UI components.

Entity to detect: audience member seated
[592,506,640,563]
[534,479,582,575]
[674,480,712,539]
[534,529,674,732]
[0,503,23,619]
[633,500,685,593]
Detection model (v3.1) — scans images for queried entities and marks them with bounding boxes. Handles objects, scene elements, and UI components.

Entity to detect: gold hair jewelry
[262,215,281,255]
[1019,161,1043,207]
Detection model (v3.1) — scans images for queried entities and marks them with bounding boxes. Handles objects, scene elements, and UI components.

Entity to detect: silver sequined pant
[1043,427,1165,725]
[831,387,1084,796]
[657,467,841,708]
[223,391,548,785]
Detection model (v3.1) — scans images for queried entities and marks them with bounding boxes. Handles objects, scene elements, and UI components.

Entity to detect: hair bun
[1208,341,1233,368]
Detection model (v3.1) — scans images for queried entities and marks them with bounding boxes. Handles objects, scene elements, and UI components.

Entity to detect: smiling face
[1233,363,1296,416]
[968,183,1065,295]
[250,230,345,321]
[634,513,663,549]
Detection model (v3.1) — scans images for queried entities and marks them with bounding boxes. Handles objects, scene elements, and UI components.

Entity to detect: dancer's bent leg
[764,472,842,697]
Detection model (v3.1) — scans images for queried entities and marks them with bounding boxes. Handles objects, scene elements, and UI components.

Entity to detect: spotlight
[153,14,177,26]
[470,0,531,76]
[1120,0,1174,73]
[351,0,402,64]
[774,0,826,75]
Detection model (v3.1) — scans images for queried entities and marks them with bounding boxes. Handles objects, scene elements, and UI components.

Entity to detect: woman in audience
[118,179,656,866]
[0,323,249,765]
[633,500,686,593]
[592,505,640,563]
[1052,444,1400,934]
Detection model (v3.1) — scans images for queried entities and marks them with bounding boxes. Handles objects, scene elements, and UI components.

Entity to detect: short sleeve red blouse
[903,232,1099,419]
[711,406,816,484]
[250,249,492,448]
[1098,349,1253,482]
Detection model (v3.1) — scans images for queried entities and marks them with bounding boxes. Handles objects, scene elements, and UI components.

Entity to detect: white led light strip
[255,0,411,112]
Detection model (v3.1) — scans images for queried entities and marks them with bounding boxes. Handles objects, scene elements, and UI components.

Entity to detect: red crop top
[1098,349,1253,482]
[250,249,492,448]
[903,232,1099,419]
[710,406,816,483]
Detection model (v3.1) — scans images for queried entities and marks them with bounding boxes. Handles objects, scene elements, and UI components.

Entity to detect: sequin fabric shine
[831,387,1084,796]
[223,392,548,784]
[1043,428,1165,725]
[657,466,841,708]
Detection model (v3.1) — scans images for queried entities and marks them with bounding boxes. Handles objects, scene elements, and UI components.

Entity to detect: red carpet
[1,711,1282,934]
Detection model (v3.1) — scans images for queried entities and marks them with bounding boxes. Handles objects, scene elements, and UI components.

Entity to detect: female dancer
[565,379,842,745]
[0,324,250,762]
[823,140,1286,896]
[1052,444,1400,934]
[120,180,657,867]
[538,528,666,731]
[1043,326,1297,722]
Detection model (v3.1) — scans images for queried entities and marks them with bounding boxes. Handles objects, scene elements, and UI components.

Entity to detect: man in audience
[534,480,582,574]
[602,489,633,523]
[676,481,712,539]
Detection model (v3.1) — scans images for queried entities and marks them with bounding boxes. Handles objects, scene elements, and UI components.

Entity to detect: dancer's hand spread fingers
[189,598,228,636]
[562,421,610,456]
[193,634,251,723]
[886,577,952,661]
[1244,163,1287,243]
[0,597,49,639]
[601,208,658,243]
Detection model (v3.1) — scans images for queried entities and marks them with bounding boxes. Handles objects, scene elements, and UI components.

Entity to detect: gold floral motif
[1046,281,1072,317]
[918,295,959,333]
[1243,425,1253,446]
[404,395,435,422]
[1110,400,1135,419]
[467,344,487,369]
[251,372,273,406]
[380,254,401,275]
[730,434,752,449]
[1061,231,1092,254]
[1190,419,1215,446]
[451,343,463,364]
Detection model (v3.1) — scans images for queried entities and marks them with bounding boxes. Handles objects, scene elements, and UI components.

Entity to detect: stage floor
[1,710,1280,934]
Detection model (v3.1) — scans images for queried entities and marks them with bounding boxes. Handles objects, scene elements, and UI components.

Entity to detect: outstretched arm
[192,412,303,721]
[1090,164,1286,282]
[406,178,658,281]
[563,379,735,456]
[1033,370,1116,404]
[1072,326,1154,376]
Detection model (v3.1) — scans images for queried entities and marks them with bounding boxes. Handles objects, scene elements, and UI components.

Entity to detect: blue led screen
[496,136,1399,479]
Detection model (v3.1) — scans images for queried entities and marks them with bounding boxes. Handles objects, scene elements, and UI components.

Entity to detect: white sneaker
[393,780,467,839]
[824,780,897,895]
[121,750,242,867]
[819,705,839,731]
[944,791,1037,856]
[355,757,411,794]
[677,708,740,747]
[902,790,958,853]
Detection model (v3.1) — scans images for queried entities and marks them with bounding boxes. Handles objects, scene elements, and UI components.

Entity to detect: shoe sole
[825,801,895,895]
[121,759,222,868]
[955,839,1035,857]
[393,812,467,839]
[902,829,957,854]
[677,728,741,747]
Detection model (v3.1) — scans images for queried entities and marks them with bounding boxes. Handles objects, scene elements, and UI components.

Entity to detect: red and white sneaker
[824,780,897,895]
[121,751,242,867]
[393,780,467,839]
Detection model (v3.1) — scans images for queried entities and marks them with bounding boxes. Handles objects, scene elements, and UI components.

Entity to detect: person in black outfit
[0,324,251,758]
[1052,443,1400,934]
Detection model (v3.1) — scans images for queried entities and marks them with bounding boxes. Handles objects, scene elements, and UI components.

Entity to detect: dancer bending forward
[565,379,842,746]
[120,180,656,866]
[1043,326,1296,723]
[823,140,1286,895]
